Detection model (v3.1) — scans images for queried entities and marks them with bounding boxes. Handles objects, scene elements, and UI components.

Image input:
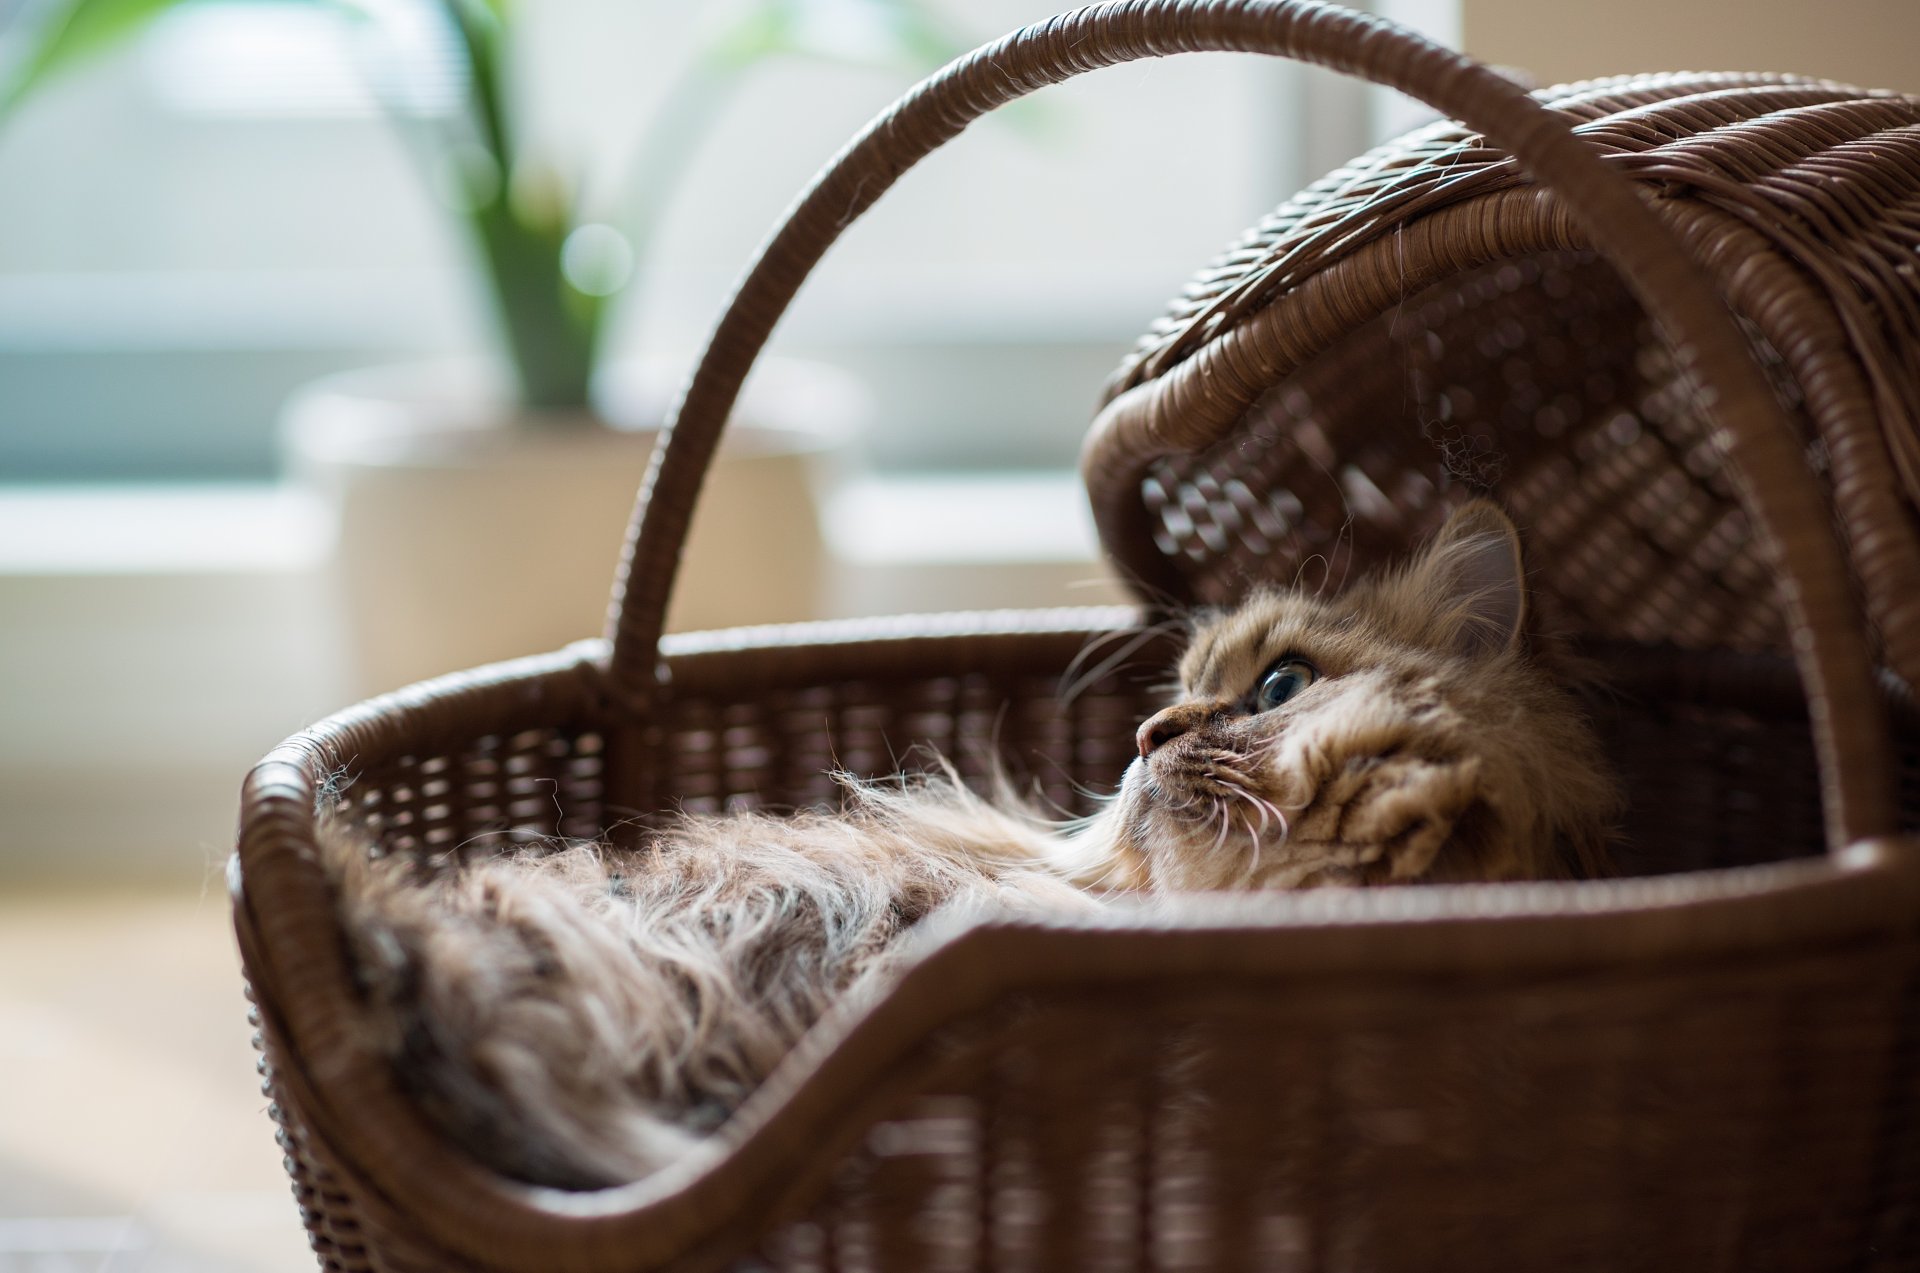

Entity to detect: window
[0,0,1455,481]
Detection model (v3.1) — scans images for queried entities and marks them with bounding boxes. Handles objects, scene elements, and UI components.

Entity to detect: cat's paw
[1292,752,1483,879]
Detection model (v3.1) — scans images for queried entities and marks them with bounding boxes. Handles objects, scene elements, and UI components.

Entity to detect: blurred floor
[0,891,313,1272]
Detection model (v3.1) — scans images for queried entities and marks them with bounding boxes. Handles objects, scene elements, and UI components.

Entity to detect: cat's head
[1096,500,1619,891]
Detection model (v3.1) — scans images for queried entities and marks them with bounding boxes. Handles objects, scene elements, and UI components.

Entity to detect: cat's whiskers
[1058,616,1189,705]
[1241,788,1282,841]
[1208,794,1235,857]
[1149,772,1217,826]
[1189,749,1293,855]
[1211,775,1258,823]
[1233,826,1267,889]
[1241,787,1290,842]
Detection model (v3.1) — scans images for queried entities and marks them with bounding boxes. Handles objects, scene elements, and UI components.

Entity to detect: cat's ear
[1415,500,1528,657]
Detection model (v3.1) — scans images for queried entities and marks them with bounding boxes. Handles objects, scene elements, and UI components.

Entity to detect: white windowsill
[0,484,330,574]
[0,472,1115,577]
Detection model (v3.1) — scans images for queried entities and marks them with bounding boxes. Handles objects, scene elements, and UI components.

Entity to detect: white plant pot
[283,357,864,697]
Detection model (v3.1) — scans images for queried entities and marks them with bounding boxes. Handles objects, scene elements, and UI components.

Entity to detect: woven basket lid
[1084,73,1920,692]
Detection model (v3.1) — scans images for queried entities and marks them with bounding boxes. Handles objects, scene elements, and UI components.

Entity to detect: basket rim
[232,610,1920,1269]
[569,841,1920,1246]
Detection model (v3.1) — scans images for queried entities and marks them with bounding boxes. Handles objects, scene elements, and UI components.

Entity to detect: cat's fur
[326,500,1619,1188]
[1087,499,1618,891]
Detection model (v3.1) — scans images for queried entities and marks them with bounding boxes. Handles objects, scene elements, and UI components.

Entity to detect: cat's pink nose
[1137,706,1195,758]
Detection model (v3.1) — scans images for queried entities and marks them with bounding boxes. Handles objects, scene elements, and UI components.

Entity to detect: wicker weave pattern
[744,950,1920,1272]
[236,625,1920,1271]
[231,3,1920,1269]
[1095,72,1920,698]
[1136,250,1786,647]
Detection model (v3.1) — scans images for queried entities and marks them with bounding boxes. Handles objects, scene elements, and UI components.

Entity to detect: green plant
[1,0,976,413]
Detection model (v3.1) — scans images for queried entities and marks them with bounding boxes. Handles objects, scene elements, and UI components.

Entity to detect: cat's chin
[1109,756,1417,894]
[1109,758,1297,893]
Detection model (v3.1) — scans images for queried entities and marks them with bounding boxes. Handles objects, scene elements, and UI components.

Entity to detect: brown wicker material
[232,3,1920,1269]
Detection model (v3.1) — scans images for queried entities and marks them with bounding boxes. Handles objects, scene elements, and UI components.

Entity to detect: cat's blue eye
[1254,658,1318,711]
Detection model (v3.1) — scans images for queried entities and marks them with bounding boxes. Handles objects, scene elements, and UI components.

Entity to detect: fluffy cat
[1088,498,1618,890]
[326,499,1618,1189]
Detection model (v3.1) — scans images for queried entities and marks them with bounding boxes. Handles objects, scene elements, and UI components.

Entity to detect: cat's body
[332,781,1094,1188]
[329,501,1619,1188]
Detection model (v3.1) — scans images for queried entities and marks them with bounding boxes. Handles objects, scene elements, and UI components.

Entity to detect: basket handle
[606,0,1894,850]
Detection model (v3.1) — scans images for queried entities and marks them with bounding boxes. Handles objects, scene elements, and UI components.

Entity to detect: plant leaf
[431,0,512,166]
[0,0,198,117]
[704,0,970,73]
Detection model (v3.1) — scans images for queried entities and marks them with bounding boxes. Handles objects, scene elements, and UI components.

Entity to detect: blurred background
[0,0,1908,1267]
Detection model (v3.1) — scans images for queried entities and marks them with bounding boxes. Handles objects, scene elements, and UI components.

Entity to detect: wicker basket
[232,3,1920,1269]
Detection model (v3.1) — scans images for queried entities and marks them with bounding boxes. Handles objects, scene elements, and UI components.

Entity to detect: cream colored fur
[326,501,1619,1188]
[1097,500,1619,890]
